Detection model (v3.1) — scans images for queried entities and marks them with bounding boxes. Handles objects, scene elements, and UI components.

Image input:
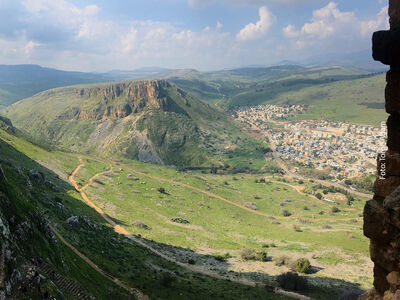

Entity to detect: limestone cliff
[66,80,176,120]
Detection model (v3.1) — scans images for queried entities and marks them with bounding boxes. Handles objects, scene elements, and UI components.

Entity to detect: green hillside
[0,117,290,299]
[160,66,386,126]
[2,80,274,173]
[0,116,369,299]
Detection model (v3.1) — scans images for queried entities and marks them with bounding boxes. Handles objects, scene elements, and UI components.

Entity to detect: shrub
[293,225,302,232]
[158,187,166,194]
[296,258,311,274]
[213,253,232,262]
[240,248,258,261]
[315,193,322,200]
[171,217,190,224]
[160,273,175,287]
[281,209,292,217]
[188,259,196,265]
[331,206,340,213]
[258,250,269,262]
[303,206,309,210]
[277,272,307,291]
[274,256,289,267]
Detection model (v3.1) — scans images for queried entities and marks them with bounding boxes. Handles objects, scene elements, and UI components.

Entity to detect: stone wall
[361,1,400,299]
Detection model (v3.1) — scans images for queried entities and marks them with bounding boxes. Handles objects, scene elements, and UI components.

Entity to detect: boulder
[66,216,79,228]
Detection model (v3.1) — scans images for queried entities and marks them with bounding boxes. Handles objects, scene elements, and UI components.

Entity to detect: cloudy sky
[0,0,389,72]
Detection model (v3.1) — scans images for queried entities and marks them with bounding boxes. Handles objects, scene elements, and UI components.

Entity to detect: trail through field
[49,224,148,300]
[69,157,315,300]
[102,159,361,223]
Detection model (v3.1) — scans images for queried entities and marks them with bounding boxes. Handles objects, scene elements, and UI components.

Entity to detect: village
[234,104,386,179]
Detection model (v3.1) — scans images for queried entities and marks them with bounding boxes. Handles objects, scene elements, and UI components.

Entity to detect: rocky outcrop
[362,1,400,299]
[66,80,174,121]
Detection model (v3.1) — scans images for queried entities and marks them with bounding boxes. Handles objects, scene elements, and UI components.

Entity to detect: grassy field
[1,124,295,299]
[77,156,371,293]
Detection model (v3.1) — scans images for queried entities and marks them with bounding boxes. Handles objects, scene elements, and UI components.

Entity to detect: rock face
[66,80,174,121]
[363,1,400,298]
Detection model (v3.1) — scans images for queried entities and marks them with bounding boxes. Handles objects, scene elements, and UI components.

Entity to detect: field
[71,155,373,297]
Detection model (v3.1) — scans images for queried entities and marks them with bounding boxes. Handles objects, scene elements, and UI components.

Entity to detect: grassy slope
[0,122,288,300]
[232,74,386,126]
[163,66,384,126]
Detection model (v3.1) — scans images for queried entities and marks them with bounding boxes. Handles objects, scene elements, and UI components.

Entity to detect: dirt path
[66,158,148,299]
[71,157,314,300]
[49,225,148,300]
[110,160,361,223]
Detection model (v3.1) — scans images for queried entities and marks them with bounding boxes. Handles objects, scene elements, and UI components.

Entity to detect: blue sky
[0,0,389,71]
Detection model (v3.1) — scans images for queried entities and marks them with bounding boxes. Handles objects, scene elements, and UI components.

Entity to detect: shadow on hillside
[0,138,366,299]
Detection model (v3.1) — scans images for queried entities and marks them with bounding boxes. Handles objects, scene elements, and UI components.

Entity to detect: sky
[0,0,390,72]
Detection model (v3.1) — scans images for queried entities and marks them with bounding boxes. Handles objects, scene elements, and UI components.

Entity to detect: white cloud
[360,5,389,37]
[282,25,299,38]
[216,21,223,30]
[236,6,275,42]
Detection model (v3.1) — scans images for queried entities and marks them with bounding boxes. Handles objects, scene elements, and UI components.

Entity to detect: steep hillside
[3,80,272,172]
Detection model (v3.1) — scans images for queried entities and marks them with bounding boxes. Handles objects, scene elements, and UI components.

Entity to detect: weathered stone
[66,216,79,228]
[378,150,400,178]
[359,288,383,300]
[384,186,400,210]
[371,241,400,274]
[375,177,400,199]
[388,116,400,150]
[364,199,391,242]
[390,0,400,30]
[387,272,400,290]
[386,71,400,115]
[373,30,400,67]
[374,263,391,294]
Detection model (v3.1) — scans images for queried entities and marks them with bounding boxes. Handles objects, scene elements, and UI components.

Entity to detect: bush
[315,193,322,200]
[241,248,258,261]
[293,225,302,232]
[158,187,166,194]
[281,209,292,217]
[331,206,340,213]
[212,253,232,262]
[160,273,175,287]
[274,256,289,267]
[303,206,309,210]
[277,272,307,291]
[258,250,269,262]
[188,259,196,265]
[296,258,311,274]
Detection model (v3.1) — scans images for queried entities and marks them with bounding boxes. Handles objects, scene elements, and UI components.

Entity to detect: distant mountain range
[0,49,386,106]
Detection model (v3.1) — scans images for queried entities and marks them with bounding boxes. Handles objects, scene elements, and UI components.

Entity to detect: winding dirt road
[69,157,315,300]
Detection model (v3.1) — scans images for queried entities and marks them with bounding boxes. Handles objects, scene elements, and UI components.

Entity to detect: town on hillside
[234,104,386,180]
